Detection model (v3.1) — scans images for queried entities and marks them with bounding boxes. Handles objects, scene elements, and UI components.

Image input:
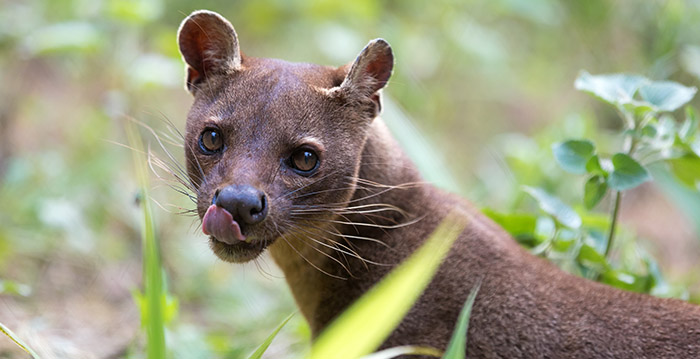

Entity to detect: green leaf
[552,229,576,252]
[638,81,697,112]
[607,153,651,191]
[668,154,700,190]
[534,216,556,243]
[600,269,649,293]
[310,215,467,359]
[0,322,40,358]
[580,214,611,233]
[443,282,481,359]
[247,313,294,359]
[585,155,607,177]
[577,243,608,271]
[360,346,442,359]
[641,124,658,138]
[574,71,647,106]
[481,209,537,237]
[584,175,608,209]
[552,140,596,174]
[0,280,31,297]
[522,186,582,229]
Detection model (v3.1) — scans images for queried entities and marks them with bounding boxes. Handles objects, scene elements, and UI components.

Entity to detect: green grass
[246,313,295,359]
[127,122,167,359]
[443,281,481,359]
[310,214,467,359]
[0,322,40,358]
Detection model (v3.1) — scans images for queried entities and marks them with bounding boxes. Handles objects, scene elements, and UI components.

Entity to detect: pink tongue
[202,205,245,244]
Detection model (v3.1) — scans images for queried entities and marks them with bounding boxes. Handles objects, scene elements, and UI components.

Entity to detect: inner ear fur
[177,10,242,93]
[340,39,394,114]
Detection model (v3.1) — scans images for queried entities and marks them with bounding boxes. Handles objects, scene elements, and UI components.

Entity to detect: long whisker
[275,230,348,280]
[133,118,194,184]
[276,170,342,200]
[295,232,356,276]
[290,214,426,230]
[291,225,389,268]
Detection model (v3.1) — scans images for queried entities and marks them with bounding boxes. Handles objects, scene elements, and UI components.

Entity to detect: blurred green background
[1,0,700,357]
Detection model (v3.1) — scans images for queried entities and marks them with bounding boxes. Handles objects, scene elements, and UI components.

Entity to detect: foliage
[486,72,700,298]
[2,0,700,357]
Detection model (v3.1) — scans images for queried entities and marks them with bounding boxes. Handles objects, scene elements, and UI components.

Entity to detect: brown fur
[177,10,700,358]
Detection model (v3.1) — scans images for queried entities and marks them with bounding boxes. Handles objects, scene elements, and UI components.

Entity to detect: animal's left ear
[340,39,394,114]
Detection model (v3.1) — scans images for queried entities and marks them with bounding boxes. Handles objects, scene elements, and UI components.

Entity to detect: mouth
[203,204,246,244]
[202,204,267,262]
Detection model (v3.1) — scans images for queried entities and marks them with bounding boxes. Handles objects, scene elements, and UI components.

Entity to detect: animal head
[177,10,393,262]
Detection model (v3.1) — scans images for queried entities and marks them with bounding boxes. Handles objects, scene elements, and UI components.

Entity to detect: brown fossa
[177,10,700,358]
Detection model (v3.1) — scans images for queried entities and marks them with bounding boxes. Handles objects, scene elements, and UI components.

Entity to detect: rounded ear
[340,39,394,114]
[177,10,241,93]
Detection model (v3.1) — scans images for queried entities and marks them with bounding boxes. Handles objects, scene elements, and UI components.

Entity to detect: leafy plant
[568,72,699,255]
[487,71,700,297]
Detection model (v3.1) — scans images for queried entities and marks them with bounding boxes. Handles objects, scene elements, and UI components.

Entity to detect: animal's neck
[268,117,428,332]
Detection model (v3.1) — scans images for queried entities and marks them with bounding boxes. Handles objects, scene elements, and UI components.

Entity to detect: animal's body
[177,10,700,358]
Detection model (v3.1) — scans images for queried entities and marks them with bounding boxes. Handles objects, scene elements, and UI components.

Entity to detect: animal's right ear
[177,10,241,93]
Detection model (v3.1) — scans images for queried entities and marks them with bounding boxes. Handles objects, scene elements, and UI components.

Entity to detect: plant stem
[604,191,622,257]
[604,114,641,259]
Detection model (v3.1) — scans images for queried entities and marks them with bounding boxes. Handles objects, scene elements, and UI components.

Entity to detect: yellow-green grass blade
[126,122,166,359]
[360,345,442,359]
[309,214,467,359]
[443,281,481,359]
[247,313,295,359]
[0,322,40,358]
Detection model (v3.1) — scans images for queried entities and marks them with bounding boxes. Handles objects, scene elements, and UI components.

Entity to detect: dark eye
[290,148,319,174]
[199,129,223,153]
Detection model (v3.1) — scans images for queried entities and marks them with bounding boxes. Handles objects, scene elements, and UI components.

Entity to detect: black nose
[213,185,268,225]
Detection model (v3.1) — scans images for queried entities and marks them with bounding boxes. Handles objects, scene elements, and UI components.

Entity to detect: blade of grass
[126,122,166,359]
[0,322,40,358]
[359,345,443,359]
[246,313,295,359]
[309,213,467,359]
[443,281,481,359]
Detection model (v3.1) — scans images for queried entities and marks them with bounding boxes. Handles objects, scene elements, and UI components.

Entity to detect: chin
[209,237,269,263]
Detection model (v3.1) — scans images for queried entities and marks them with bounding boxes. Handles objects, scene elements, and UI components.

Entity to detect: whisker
[276,170,342,200]
[276,230,348,280]
[291,225,389,268]
[290,214,426,230]
[297,233,356,276]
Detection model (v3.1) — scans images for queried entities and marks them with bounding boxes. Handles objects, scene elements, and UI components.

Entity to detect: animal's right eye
[199,128,224,153]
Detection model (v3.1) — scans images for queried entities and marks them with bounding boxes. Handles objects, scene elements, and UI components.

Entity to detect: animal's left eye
[289,148,319,174]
